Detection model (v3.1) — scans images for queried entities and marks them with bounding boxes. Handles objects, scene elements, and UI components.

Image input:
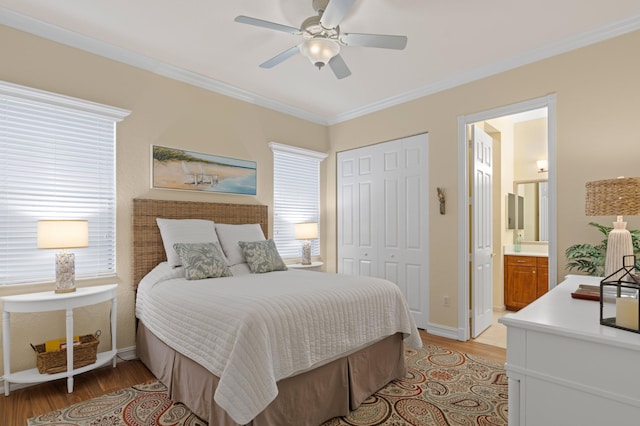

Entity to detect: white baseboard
[0,346,138,395]
[425,323,467,341]
[116,345,137,361]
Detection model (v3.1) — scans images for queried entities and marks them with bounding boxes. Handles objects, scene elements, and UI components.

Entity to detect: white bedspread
[136,263,421,424]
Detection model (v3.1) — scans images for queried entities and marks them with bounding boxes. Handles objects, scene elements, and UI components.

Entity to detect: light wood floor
[1,332,505,425]
[420,330,506,364]
[0,358,156,426]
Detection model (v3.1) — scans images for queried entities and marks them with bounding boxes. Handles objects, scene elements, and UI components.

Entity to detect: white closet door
[378,135,429,328]
[337,150,378,276]
[379,142,402,285]
[337,134,429,329]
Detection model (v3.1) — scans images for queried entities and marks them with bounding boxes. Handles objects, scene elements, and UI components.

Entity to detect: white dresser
[500,274,640,425]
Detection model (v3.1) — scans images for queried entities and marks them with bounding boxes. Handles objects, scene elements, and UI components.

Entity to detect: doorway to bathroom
[457,95,558,345]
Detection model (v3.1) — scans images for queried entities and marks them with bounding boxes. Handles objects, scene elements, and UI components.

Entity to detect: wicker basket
[33,333,99,374]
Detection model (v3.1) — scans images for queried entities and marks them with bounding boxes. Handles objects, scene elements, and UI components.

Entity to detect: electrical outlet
[443,296,450,307]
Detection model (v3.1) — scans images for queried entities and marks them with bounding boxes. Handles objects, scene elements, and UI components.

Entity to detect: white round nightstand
[288,261,324,272]
[1,284,118,395]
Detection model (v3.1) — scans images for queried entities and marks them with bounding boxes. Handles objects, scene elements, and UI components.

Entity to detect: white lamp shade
[536,160,548,172]
[295,222,318,240]
[38,220,89,249]
[299,38,340,68]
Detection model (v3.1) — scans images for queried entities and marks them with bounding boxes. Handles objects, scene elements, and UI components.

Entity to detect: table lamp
[585,177,640,280]
[38,220,89,293]
[295,222,318,265]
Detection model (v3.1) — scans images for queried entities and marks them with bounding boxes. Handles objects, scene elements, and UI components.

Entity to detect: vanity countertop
[504,244,548,257]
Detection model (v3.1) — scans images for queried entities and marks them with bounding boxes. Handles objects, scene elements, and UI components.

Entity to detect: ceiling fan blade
[341,33,408,50]
[259,46,300,69]
[320,0,356,29]
[329,54,352,79]
[235,15,300,34]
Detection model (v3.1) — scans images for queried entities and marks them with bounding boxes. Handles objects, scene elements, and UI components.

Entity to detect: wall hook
[437,187,445,215]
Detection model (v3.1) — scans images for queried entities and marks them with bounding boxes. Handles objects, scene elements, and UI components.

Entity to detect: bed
[132,198,421,426]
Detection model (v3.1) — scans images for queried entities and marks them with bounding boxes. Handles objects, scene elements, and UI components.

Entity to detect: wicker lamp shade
[585,177,640,280]
[585,177,640,216]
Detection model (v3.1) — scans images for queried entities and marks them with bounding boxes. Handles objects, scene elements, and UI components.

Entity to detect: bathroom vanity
[504,246,548,311]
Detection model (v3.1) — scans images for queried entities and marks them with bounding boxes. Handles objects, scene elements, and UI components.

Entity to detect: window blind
[269,142,327,259]
[0,81,129,285]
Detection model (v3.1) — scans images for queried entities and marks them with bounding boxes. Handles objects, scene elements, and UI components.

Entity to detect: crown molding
[3,7,640,127]
[327,13,640,125]
[0,7,329,125]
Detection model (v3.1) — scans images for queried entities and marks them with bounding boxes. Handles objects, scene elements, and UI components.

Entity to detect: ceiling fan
[234,0,408,79]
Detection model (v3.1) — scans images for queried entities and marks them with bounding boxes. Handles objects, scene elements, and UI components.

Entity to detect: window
[0,81,130,285]
[269,142,327,259]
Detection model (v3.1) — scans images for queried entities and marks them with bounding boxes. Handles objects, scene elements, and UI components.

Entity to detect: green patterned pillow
[173,242,232,280]
[238,239,288,274]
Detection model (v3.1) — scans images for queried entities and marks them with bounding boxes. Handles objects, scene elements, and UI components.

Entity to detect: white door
[338,134,429,329]
[471,125,494,338]
[337,150,378,277]
[378,135,429,328]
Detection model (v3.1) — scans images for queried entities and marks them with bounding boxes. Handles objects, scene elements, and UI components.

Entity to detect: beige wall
[0,25,328,374]
[514,118,548,181]
[326,30,640,329]
[2,25,640,374]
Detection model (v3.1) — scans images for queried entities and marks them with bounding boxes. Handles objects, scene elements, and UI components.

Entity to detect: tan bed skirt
[136,322,406,426]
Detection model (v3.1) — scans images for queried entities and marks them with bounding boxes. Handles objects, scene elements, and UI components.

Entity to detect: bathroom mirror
[513,180,549,242]
[507,193,524,230]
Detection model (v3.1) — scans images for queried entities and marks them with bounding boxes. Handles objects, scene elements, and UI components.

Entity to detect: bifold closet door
[337,146,378,277]
[337,134,429,329]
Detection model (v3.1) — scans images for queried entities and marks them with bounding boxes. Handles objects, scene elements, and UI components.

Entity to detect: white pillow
[229,263,252,276]
[156,218,226,268]
[215,223,265,266]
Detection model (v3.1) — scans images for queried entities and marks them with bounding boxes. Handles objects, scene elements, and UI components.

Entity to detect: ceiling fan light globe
[300,38,339,68]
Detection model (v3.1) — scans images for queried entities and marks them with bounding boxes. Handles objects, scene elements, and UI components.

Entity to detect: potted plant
[565,222,640,276]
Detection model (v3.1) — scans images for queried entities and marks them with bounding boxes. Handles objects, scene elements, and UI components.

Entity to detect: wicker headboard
[132,198,268,288]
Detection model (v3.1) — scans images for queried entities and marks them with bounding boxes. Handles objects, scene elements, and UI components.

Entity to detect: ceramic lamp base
[300,240,311,265]
[55,252,76,293]
[604,220,634,281]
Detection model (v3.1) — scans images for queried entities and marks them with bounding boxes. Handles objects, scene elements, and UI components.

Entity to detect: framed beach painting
[151,145,257,195]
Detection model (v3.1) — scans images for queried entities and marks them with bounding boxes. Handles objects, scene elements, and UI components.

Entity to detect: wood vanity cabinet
[504,255,549,311]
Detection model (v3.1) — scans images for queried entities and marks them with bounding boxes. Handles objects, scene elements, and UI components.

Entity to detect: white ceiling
[2,0,640,125]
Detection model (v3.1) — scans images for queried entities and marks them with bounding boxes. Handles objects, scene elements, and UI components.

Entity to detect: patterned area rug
[28,344,507,426]
[322,344,508,425]
[27,381,206,426]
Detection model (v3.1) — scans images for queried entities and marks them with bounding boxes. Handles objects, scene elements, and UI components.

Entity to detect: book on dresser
[571,284,601,301]
[570,283,631,302]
